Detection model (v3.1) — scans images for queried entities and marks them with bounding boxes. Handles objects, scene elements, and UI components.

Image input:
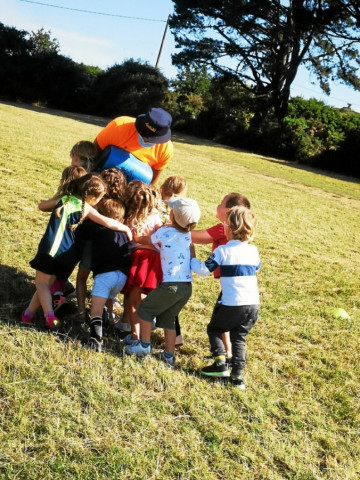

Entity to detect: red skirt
[122,248,163,295]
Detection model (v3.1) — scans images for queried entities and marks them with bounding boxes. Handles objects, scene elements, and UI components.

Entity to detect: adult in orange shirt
[94,108,173,185]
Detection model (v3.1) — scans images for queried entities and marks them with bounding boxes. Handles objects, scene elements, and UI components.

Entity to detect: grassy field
[0,101,359,480]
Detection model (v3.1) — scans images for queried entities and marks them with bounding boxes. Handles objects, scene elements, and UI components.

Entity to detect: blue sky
[2,0,360,112]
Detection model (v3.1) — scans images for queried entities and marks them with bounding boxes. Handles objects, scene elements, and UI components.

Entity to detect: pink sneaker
[21,311,35,325]
[45,315,60,330]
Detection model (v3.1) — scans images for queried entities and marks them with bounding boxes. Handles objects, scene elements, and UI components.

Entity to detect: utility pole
[155,15,170,69]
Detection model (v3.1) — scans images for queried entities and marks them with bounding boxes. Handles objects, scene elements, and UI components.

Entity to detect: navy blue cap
[135,107,172,144]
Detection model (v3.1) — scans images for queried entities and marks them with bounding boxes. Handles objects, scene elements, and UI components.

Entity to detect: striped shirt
[191,239,261,306]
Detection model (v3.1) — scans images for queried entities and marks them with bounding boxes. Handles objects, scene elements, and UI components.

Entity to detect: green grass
[0,101,359,479]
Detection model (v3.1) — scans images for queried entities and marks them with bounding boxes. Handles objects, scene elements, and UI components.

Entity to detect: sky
[2,0,360,112]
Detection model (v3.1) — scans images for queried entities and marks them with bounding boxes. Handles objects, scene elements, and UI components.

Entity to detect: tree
[92,59,169,117]
[169,0,360,123]
[28,28,60,55]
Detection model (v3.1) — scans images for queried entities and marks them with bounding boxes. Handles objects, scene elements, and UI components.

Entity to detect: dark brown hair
[225,193,251,209]
[100,168,127,201]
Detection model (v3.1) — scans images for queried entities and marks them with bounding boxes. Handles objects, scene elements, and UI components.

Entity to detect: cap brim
[135,115,171,144]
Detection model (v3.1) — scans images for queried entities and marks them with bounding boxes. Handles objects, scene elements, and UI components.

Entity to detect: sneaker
[160,351,175,368]
[125,340,151,357]
[123,333,138,346]
[89,337,104,353]
[63,280,75,296]
[52,294,68,313]
[201,361,230,378]
[114,320,131,332]
[45,314,60,330]
[175,335,184,347]
[21,311,35,326]
[230,376,246,390]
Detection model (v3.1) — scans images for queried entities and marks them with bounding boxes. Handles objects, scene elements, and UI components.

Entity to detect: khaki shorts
[138,282,192,330]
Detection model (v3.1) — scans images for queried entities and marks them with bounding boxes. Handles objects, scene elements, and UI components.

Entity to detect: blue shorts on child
[91,271,127,300]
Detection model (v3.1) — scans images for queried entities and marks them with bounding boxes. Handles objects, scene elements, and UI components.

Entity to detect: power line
[19,0,167,23]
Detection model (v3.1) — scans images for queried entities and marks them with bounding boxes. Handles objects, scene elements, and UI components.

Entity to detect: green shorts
[138,282,192,330]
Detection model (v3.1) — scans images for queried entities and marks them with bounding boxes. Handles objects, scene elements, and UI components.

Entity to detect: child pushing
[21,174,132,330]
[125,198,201,367]
[76,198,132,352]
[191,206,260,390]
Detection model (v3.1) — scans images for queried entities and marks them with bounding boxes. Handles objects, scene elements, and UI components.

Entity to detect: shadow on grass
[0,265,34,325]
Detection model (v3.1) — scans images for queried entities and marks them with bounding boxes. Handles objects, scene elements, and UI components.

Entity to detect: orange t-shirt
[96,116,173,171]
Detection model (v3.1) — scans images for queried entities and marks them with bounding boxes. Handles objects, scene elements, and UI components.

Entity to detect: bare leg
[35,271,55,314]
[139,318,152,342]
[164,328,176,354]
[121,293,131,326]
[90,296,107,318]
[128,286,144,339]
[76,268,90,316]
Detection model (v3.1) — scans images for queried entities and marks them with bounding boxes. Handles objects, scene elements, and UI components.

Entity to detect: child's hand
[124,227,133,242]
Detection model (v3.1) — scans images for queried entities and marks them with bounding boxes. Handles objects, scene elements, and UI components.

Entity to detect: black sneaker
[230,376,246,390]
[201,361,230,378]
[52,294,68,313]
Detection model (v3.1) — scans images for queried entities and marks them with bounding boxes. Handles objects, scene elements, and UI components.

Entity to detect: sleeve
[206,223,224,241]
[150,228,162,245]
[153,142,174,170]
[191,248,222,276]
[95,120,118,150]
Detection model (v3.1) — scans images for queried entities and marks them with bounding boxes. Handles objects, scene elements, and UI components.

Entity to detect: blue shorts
[91,271,127,300]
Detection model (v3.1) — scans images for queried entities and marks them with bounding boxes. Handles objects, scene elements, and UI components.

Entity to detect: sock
[140,340,151,348]
[163,350,174,360]
[90,316,103,342]
[50,279,65,295]
[24,309,35,319]
[45,310,55,318]
[214,355,226,365]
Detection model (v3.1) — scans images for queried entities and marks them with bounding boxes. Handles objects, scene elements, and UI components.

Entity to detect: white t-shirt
[151,226,192,282]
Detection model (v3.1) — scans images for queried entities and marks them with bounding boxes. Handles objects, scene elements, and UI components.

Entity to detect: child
[21,174,132,330]
[37,165,88,312]
[120,181,163,341]
[75,167,128,322]
[76,199,132,352]
[157,175,188,346]
[191,193,251,359]
[158,175,187,224]
[125,198,201,367]
[38,165,87,212]
[70,140,97,172]
[191,206,260,390]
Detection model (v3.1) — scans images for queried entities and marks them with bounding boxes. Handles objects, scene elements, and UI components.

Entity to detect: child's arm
[85,204,133,241]
[191,249,220,277]
[38,196,61,212]
[191,229,214,244]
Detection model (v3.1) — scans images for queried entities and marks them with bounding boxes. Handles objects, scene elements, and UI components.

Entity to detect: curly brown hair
[100,168,127,201]
[124,180,157,232]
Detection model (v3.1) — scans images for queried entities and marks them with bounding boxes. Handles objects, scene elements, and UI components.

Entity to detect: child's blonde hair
[55,166,87,197]
[70,141,97,172]
[55,174,107,230]
[124,180,157,232]
[160,175,187,199]
[227,206,257,242]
